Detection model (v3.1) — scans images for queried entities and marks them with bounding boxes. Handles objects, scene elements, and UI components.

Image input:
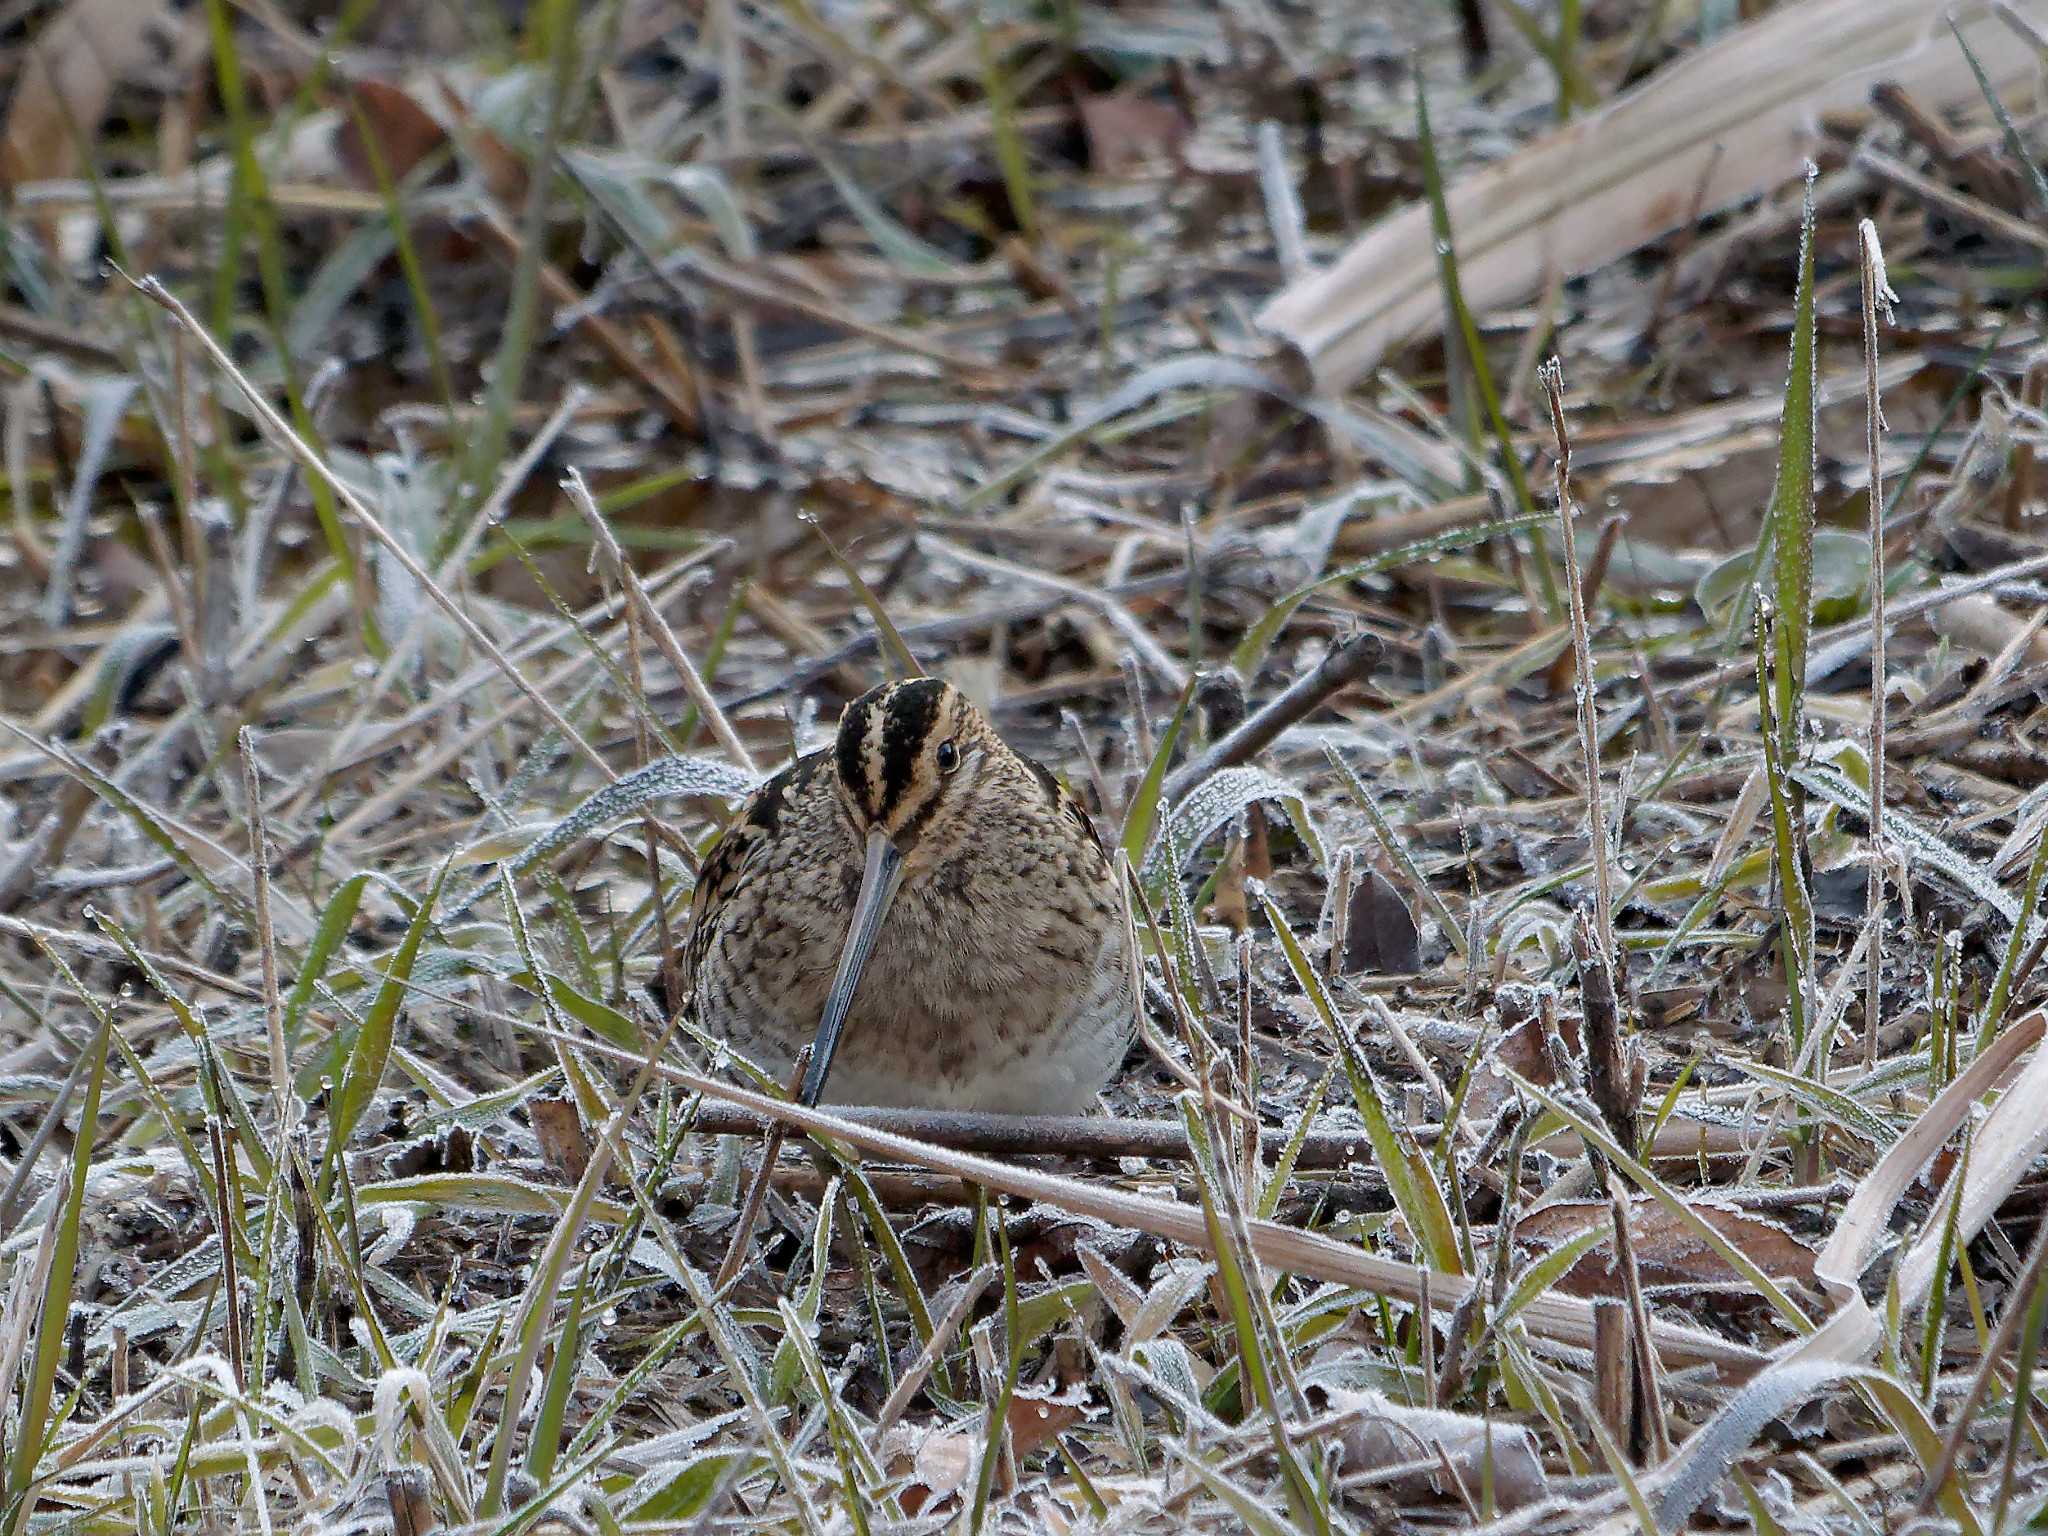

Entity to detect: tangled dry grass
[3,1,2048,1532]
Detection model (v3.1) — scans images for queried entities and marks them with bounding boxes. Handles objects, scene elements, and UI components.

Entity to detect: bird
[681,677,1134,1114]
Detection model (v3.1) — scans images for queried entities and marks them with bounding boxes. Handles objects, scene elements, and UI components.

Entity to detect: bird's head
[830,677,1006,860]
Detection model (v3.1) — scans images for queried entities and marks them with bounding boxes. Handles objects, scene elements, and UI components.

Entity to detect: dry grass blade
[1541,359,1613,963]
[1259,0,2037,388]
[124,270,616,781]
[530,1023,1759,1372]
[1652,1011,2048,1528]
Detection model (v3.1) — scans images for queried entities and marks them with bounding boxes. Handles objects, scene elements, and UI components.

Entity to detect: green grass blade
[1259,892,1462,1273]
[1981,821,2048,1041]
[1415,76,1556,614]
[1120,673,1199,865]
[526,1266,587,1485]
[4,1019,108,1510]
[1258,1064,1334,1221]
[1229,510,1548,676]
[1514,1074,1814,1335]
[330,858,451,1163]
[976,5,1037,241]
[1948,18,2048,211]
[799,510,922,678]
[967,1211,1024,1535]
[1757,606,1814,1054]
[1179,1099,1327,1533]
[1769,168,1820,766]
[460,0,583,511]
[282,875,368,1053]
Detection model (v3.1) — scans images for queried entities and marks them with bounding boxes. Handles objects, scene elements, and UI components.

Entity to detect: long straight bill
[799,827,904,1106]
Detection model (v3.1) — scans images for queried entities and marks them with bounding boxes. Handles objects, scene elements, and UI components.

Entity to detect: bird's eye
[936,739,960,773]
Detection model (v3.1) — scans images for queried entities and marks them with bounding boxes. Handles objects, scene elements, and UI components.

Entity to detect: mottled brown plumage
[683,679,1134,1112]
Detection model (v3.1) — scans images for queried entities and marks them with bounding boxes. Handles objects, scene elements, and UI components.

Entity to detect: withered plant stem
[563,468,756,772]
[1608,1172,1672,1464]
[691,1102,1409,1165]
[528,1022,1761,1371]
[237,729,290,1128]
[124,270,616,785]
[714,1046,812,1291]
[1860,220,1895,1068]
[206,1115,246,1391]
[1542,358,1616,963]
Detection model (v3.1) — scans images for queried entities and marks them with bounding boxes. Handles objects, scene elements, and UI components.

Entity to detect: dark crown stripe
[877,678,947,819]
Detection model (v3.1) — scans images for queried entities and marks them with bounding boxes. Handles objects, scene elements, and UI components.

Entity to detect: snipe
[683,679,1133,1113]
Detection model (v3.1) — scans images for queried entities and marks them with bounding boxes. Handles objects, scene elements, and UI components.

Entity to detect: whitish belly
[720,922,1134,1114]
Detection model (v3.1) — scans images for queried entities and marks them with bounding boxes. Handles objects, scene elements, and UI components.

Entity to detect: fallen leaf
[528,1093,591,1184]
[0,0,187,190]
[1259,0,2041,389]
[1517,1197,1817,1298]
[1313,1383,1548,1510]
[1342,868,1421,975]
[431,76,528,206]
[336,79,453,189]
[1076,91,1189,176]
[891,1422,977,1516]
[1494,994,1578,1085]
[1005,1381,1088,1462]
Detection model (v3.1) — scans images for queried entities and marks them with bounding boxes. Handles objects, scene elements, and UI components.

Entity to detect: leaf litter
[2,1,2048,1532]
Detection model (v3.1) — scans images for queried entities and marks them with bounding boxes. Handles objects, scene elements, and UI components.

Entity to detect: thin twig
[1160,631,1384,804]
[1856,147,2048,256]
[680,1103,1385,1168]
[314,385,590,788]
[562,468,756,773]
[521,1021,1760,1371]
[714,1047,811,1289]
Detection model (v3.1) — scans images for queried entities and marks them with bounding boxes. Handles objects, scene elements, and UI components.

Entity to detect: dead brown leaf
[1315,1384,1549,1511]
[1005,1380,1088,1461]
[1519,1197,1817,1298]
[1076,91,1189,176]
[0,0,186,190]
[1342,868,1421,975]
[336,79,453,190]
[528,1094,592,1184]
